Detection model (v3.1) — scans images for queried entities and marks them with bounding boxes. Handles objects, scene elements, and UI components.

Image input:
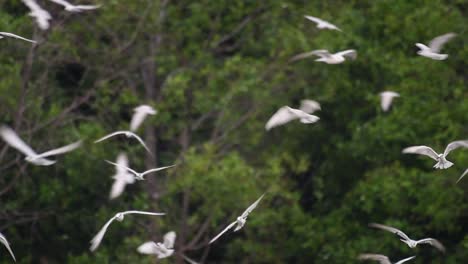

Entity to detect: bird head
[115,213,124,221]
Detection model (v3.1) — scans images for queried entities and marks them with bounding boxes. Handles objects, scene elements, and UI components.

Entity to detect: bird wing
[109,179,127,200]
[456,168,468,184]
[368,223,411,241]
[299,99,321,114]
[48,0,72,8]
[0,232,16,262]
[163,231,176,249]
[289,49,330,62]
[74,5,101,10]
[358,254,391,264]
[90,216,116,252]
[443,140,468,157]
[129,133,152,154]
[94,131,127,143]
[209,221,237,244]
[304,15,323,25]
[265,106,298,130]
[241,193,265,218]
[35,140,82,159]
[336,49,357,59]
[0,125,38,157]
[137,241,160,255]
[141,165,176,177]
[395,256,416,264]
[105,160,138,176]
[379,91,399,112]
[415,43,430,51]
[416,238,446,252]
[182,254,199,264]
[0,32,36,43]
[22,0,51,30]
[122,210,166,217]
[428,33,456,53]
[115,153,129,175]
[402,146,439,161]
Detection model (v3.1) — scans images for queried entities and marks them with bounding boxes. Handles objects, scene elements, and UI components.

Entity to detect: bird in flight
[0,125,82,166]
[0,232,16,262]
[402,140,468,169]
[416,33,457,60]
[304,15,341,31]
[290,49,357,64]
[265,101,320,131]
[21,0,52,30]
[94,131,151,154]
[379,91,400,112]
[0,32,36,43]
[369,223,445,252]
[137,231,176,259]
[456,168,468,183]
[48,0,101,12]
[105,160,175,181]
[358,254,415,264]
[209,193,265,244]
[90,210,165,252]
[108,153,135,200]
[130,105,157,132]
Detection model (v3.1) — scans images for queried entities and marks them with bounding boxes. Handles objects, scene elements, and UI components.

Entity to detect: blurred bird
[105,160,175,181]
[265,103,320,131]
[416,33,457,60]
[290,49,357,64]
[48,0,101,12]
[402,140,468,169]
[209,194,265,244]
[358,254,415,264]
[94,131,151,154]
[130,105,157,132]
[456,168,468,183]
[90,211,165,252]
[108,153,135,199]
[0,232,16,262]
[369,223,445,252]
[304,15,341,31]
[379,91,400,112]
[137,231,176,259]
[0,32,36,43]
[21,0,52,30]
[0,125,82,166]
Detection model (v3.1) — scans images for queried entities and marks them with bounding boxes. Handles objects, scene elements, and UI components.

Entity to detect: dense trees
[0,0,467,263]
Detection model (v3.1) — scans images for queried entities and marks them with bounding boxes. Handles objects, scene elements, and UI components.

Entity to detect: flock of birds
[0,2,466,263]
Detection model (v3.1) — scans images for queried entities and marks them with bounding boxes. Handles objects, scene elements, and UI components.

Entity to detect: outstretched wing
[0,32,36,43]
[141,165,176,177]
[428,33,456,53]
[379,91,399,112]
[137,241,160,255]
[90,217,116,252]
[358,254,391,264]
[209,221,237,244]
[241,193,265,218]
[122,211,166,217]
[94,131,127,143]
[395,256,416,264]
[289,49,330,62]
[0,232,16,262]
[304,15,324,25]
[265,106,298,130]
[336,49,357,59]
[115,153,129,175]
[443,140,468,157]
[456,168,468,184]
[368,223,411,241]
[402,146,439,161]
[74,5,101,10]
[129,133,152,154]
[299,99,321,114]
[0,125,38,157]
[36,140,82,158]
[163,231,176,249]
[416,238,446,252]
[109,179,127,200]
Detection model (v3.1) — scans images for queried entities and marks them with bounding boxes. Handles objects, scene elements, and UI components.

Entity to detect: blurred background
[0,0,467,263]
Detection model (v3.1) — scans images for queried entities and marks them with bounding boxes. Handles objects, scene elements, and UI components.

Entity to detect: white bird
[304,15,341,31]
[90,210,165,252]
[0,125,82,166]
[105,160,175,181]
[48,0,101,12]
[130,105,157,132]
[416,33,457,60]
[0,32,36,43]
[0,232,16,262]
[21,0,52,30]
[137,231,176,259]
[108,153,135,200]
[369,223,446,252]
[358,254,415,264]
[456,168,468,183]
[299,99,321,114]
[209,193,265,244]
[94,131,151,154]
[290,49,357,64]
[265,105,319,131]
[402,140,468,169]
[379,91,400,112]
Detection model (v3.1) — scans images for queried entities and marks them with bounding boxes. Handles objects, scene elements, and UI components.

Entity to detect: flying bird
[90,210,165,252]
[108,153,135,199]
[379,91,400,112]
[290,49,357,64]
[402,140,468,169]
[105,160,175,181]
[416,33,457,60]
[456,168,468,183]
[369,223,445,252]
[0,232,16,262]
[304,15,341,31]
[137,231,176,259]
[94,131,151,154]
[0,32,36,43]
[130,105,157,132]
[48,0,101,12]
[0,125,82,166]
[299,99,321,114]
[21,0,52,30]
[209,193,265,244]
[358,254,415,264]
[265,105,320,131]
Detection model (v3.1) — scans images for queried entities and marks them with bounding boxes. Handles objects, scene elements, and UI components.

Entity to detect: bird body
[304,15,341,31]
[265,104,320,131]
[94,130,151,154]
[416,33,456,60]
[379,91,400,112]
[402,140,468,169]
[0,232,16,262]
[137,231,176,259]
